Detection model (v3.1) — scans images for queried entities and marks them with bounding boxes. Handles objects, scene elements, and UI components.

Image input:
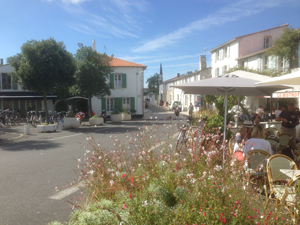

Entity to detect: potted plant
[122,108,131,121]
[63,112,80,129]
[110,108,122,123]
[37,123,57,133]
[89,115,104,126]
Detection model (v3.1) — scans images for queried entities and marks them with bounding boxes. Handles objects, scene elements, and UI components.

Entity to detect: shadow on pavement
[1,139,62,151]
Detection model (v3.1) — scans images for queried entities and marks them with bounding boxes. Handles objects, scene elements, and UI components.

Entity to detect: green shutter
[122,74,127,88]
[114,97,122,111]
[130,97,135,111]
[110,74,114,88]
[102,98,106,111]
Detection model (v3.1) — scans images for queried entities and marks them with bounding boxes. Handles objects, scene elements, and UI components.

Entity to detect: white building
[161,56,211,111]
[92,57,147,117]
[210,23,289,77]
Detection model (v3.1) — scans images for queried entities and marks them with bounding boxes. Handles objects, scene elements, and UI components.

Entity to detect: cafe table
[279,169,300,179]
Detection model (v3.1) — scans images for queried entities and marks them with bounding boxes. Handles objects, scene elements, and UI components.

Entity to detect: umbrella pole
[223,93,228,162]
[236,95,240,133]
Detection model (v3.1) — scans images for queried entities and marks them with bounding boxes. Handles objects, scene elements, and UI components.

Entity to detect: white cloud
[132,0,284,53]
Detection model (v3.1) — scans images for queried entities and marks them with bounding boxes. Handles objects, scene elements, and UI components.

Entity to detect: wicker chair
[282,174,300,220]
[278,132,292,150]
[266,127,280,136]
[246,150,271,197]
[266,139,279,155]
[266,154,298,209]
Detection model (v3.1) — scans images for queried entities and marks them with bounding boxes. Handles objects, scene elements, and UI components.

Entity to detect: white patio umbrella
[255,70,300,85]
[172,74,291,160]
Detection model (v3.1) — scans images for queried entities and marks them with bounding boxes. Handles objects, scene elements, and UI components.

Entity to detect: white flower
[110,180,114,186]
[78,159,81,162]
[88,170,94,175]
[169,144,172,148]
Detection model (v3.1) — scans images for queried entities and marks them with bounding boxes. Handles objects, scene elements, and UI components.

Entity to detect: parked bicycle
[176,119,204,152]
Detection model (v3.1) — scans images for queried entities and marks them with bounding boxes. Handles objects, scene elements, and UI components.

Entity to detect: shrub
[122,108,130,114]
[111,108,120,115]
[66,112,75,117]
[51,122,299,225]
[91,115,101,119]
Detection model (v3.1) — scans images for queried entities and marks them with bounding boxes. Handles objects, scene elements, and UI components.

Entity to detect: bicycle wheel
[176,130,188,151]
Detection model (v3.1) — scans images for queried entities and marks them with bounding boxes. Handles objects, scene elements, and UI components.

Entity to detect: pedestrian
[174,106,180,120]
[276,102,299,149]
[188,103,194,118]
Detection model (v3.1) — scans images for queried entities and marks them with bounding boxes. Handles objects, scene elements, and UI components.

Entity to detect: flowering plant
[50,120,298,224]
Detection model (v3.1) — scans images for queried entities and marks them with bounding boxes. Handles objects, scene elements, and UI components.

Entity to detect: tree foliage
[7,38,76,123]
[267,27,300,71]
[146,73,162,95]
[72,43,113,117]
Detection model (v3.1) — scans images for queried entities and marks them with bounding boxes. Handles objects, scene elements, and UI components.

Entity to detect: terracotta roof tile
[110,57,147,68]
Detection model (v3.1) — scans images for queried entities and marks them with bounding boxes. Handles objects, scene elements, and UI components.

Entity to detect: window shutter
[130,97,135,111]
[122,74,127,88]
[114,97,122,111]
[102,98,106,111]
[110,74,114,88]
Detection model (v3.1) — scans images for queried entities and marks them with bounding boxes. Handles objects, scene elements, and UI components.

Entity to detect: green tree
[146,73,162,95]
[72,43,112,117]
[267,27,300,71]
[7,38,76,123]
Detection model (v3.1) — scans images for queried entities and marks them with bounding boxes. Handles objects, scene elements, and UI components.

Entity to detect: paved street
[0,103,187,225]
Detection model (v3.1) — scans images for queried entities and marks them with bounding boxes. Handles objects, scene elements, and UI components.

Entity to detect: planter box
[89,118,104,125]
[122,114,131,121]
[37,124,57,133]
[110,114,122,123]
[63,117,80,129]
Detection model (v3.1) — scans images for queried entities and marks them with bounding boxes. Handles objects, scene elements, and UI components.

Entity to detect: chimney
[177,73,180,77]
[199,55,206,71]
[92,40,96,51]
[0,59,3,66]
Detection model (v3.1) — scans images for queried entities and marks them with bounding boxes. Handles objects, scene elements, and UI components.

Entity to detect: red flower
[223,217,226,223]
[248,216,251,219]
[203,212,206,216]
[213,182,216,185]
[122,174,126,178]
[236,201,239,204]
[129,194,132,199]
[149,210,151,213]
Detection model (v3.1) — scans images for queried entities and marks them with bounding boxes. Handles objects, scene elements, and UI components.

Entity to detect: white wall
[92,67,145,116]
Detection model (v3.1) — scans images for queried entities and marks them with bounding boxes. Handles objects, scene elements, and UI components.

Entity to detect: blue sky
[1,0,300,86]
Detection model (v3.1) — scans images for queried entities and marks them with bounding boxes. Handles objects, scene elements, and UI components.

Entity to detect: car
[169,101,182,111]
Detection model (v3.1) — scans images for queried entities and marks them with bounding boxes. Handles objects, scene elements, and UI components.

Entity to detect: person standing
[174,106,180,120]
[276,102,299,149]
[188,103,194,118]
[256,105,265,120]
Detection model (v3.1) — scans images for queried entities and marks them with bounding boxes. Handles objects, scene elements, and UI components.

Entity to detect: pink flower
[129,194,132,199]
[236,201,239,204]
[122,174,126,178]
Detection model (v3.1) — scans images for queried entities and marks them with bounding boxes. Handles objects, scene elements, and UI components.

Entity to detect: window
[224,47,228,58]
[114,74,122,88]
[122,98,130,110]
[110,73,127,88]
[222,66,227,74]
[264,56,269,70]
[215,51,219,62]
[2,73,11,89]
[264,36,271,48]
[215,68,219,76]
[106,98,114,112]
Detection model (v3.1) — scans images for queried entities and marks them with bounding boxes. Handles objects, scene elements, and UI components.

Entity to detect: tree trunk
[43,90,49,124]
[238,102,251,121]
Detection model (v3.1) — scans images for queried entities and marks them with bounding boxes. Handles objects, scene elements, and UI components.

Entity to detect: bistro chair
[281,174,300,220]
[266,154,298,209]
[266,139,280,155]
[246,150,271,197]
[278,133,293,150]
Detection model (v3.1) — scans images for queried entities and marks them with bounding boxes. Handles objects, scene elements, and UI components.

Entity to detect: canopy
[172,74,291,161]
[255,70,300,86]
[172,74,290,96]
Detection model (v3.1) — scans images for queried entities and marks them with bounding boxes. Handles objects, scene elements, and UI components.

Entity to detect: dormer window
[264,36,271,48]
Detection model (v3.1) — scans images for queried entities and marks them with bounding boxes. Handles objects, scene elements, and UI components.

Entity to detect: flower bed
[50,121,299,225]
